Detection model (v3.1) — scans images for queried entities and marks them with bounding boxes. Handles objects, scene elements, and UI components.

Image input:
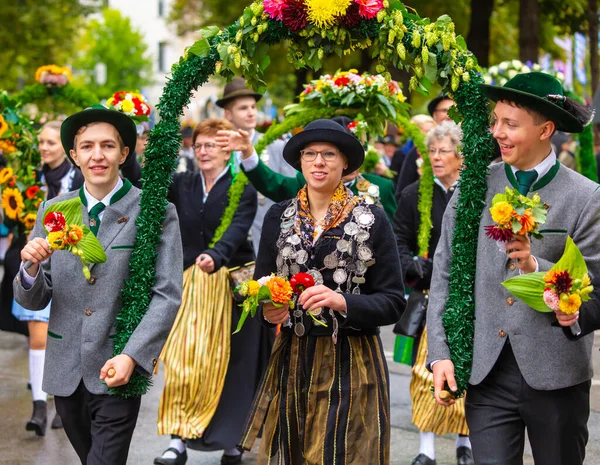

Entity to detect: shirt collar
[83,177,123,211]
[433,176,458,193]
[509,150,557,183]
[200,165,230,200]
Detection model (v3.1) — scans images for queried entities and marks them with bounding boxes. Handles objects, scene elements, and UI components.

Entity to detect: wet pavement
[2,319,600,464]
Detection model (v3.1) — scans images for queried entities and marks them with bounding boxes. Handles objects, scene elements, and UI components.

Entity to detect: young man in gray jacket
[15,105,183,465]
[427,73,599,465]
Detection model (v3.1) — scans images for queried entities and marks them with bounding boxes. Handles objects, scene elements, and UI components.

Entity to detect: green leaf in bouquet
[46,197,83,225]
[491,193,507,204]
[511,218,522,234]
[256,285,272,303]
[233,307,250,334]
[552,236,588,279]
[78,228,107,264]
[502,272,549,312]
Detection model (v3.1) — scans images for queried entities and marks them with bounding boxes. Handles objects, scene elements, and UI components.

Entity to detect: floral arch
[114,0,495,398]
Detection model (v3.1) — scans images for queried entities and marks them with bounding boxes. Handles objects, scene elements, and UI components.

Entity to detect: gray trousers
[466,342,590,465]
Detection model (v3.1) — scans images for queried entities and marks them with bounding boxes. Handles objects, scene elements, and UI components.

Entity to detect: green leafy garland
[14,83,98,114]
[396,114,432,257]
[442,74,496,395]
[109,2,494,399]
[575,124,597,182]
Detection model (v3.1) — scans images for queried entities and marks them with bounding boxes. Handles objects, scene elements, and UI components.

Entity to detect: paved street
[3,322,600,464]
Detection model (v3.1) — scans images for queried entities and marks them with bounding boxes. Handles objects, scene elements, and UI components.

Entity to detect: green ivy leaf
[197,25,220,40]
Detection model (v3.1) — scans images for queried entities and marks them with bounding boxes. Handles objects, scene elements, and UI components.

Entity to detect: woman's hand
[298,285,347,313]
[506,235,536,273]
[215,129,253,159]
[196,254,215,273]
[263,302,290,325]
[21,237,53,277]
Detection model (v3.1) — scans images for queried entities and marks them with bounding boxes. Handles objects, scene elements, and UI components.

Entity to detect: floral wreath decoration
[13,64,99,118]
[106,91,152,123]
[481,60,597,183]
[0,92,44,233]
[111,0,495,399]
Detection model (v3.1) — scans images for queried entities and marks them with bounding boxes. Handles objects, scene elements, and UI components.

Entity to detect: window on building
[158,0,165,17]
[158,42,167,73]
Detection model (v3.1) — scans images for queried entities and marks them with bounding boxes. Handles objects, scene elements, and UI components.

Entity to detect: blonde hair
[42,121,62,132]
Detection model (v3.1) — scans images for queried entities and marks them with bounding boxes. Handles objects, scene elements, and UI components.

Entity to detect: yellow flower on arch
[305,0,353,28]
[2,187,24,220]
[0,167,14,184]
[0,114,7,138]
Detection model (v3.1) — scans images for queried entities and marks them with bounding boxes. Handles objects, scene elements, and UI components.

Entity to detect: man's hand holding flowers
[21,237,54,277]
[505,234,537,274]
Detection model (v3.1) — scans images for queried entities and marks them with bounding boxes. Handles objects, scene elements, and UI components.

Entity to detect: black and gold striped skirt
[239,330,391,465]
[410,326,468,435]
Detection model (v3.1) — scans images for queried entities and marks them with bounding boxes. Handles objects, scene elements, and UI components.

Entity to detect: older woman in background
[393,121,473,465]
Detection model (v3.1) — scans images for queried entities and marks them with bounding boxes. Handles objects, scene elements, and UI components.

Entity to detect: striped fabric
[240,332,390,465]
[410,326,469,435]
[157,266,232,439]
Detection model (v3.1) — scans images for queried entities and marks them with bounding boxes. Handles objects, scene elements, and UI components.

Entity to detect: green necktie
[89,202,106,236]
[515,170,538,195]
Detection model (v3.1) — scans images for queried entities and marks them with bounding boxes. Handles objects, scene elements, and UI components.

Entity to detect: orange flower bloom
[64,224,84,245]
[266,276,293,305]
[516,209,535,235]
[25,185,41,199]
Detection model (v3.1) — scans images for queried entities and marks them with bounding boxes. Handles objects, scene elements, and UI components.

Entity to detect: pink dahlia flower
[354,0,384,19]
[543,288,561,311]
[264,0,287,20]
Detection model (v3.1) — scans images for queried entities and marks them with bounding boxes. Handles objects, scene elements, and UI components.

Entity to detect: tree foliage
[0,0,98,92]
[73,8,154,99]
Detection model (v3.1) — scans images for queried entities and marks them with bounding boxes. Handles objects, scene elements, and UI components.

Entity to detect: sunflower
[0,114,7,138]
[0,167,14,184]
[21,212,37,231]
[1,187,25,220]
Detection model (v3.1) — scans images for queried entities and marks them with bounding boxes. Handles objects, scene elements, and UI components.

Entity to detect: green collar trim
[79,179,133,208]
[503,160,560,192]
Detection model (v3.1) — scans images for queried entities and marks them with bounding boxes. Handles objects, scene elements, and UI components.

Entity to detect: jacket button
[506,297,515,306]
[84,308,93,316]
[498,329,507,338]
[152,358,158,367]
[88,276,96,285]
[509,262,516,271]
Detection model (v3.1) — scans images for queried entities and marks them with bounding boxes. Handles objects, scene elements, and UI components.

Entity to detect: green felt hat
[61,104,137,166]
[480,72,584,133]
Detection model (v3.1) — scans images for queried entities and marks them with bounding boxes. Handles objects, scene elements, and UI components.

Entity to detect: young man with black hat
[427,72,599,465]
[14,104,183,465]
[216,77,294,254]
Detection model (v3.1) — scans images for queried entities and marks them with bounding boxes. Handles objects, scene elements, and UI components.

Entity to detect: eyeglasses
[192,142,217,151]
[428,148,455,156]
[300,150,339,162]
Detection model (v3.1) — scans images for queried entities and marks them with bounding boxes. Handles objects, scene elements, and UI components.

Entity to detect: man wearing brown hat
[217,77,294,254]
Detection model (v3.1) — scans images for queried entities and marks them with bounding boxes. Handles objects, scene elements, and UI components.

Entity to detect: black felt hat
[480,72,584,133]
[216,77,263,108]
[283,119,365,175]
[61,104,137,166]
[427,95,453,117]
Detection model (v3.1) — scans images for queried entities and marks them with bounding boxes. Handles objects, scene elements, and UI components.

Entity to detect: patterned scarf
[295,182,359,248]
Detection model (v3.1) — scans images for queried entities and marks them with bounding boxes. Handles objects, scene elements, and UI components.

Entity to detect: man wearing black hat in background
[395,95,455,200]
[176,125,197,173]
[216,77,294,254]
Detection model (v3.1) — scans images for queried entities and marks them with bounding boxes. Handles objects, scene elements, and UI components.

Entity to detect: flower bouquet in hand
[502,237,594,335]
[290,272,327,327]
[234,275,294,334]
[485,187,549,243]
[30,197,107,279]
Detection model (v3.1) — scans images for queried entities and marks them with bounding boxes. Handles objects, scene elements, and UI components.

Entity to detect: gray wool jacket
[427,161,600,390]
[14,185,183,397]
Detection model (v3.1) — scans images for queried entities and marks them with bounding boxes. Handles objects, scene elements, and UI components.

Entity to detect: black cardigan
[393,180,455,289]
[254,200,406,333]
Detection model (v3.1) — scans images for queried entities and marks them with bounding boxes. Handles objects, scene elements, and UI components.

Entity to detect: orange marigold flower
[64,224,84,245]
[544,270,560,285]
[266,276,293,304]
[516,209,535,235]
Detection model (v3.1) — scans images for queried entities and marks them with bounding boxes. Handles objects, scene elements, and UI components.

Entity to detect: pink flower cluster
[39,73,69,87]
[543,288,561,312]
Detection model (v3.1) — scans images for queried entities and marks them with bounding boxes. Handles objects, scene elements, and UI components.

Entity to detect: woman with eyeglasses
[393,120,473,465]
[153,119,273,465]
[226,119,405,465]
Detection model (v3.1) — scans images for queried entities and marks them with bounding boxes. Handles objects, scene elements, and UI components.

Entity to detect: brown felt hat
[215,77,263,108]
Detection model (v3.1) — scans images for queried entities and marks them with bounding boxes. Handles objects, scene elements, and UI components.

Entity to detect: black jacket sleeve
[393,182,419,283]
[341,207,406,328]
[203,183,258,270]
[395,147,420,202]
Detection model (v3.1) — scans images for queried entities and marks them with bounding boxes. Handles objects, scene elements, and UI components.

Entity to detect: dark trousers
[466,343,590,465]
[55,381,141,465]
